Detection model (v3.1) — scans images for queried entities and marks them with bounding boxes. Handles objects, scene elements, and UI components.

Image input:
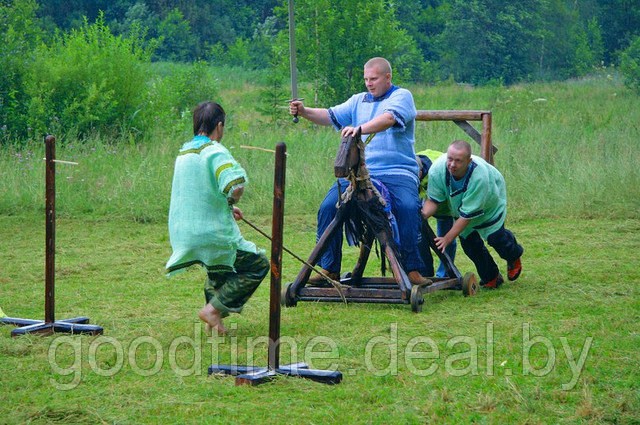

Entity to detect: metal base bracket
[1,316,103,337]
[208,362,342,386]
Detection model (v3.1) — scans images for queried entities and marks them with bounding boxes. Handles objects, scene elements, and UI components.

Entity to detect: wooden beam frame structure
[416,110,495,164]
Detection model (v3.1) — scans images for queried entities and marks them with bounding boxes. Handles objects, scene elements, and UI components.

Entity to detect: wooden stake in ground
[207,142,342,386]
[0,135,103,337]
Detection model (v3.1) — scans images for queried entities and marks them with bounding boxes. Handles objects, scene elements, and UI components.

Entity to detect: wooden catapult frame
[417,110,496,164]
[282,110,495,312]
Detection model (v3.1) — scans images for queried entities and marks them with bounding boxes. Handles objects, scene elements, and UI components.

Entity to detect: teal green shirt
[165,136,260,276]
[427,154,507,238]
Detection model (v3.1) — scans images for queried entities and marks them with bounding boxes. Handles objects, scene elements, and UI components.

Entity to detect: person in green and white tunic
[165,101,269,334]
[421,140,523,288]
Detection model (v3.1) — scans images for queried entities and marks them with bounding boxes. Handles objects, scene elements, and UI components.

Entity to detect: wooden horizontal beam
[416,110,490,121]
[299,286,404,299]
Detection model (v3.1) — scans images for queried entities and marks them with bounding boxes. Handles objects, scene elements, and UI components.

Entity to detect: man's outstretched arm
[434,217,470,253]
[289,101,332,126]
[422,200,470,253]
[340,112,396,138]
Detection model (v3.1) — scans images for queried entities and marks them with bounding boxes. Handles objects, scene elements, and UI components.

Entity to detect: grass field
[0,214,639,423]
[1,72,639,423]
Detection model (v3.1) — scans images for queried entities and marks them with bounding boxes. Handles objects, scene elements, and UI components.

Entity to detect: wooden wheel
[462,272,478,297]
[410,285,424,313]
[281,282,296,307]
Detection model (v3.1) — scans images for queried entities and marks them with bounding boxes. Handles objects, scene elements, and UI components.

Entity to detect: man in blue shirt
[289,57,428,284]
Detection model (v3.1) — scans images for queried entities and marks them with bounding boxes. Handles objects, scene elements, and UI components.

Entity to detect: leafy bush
[140,61,218,134]
[0,0,42,143]
[620,35,640,93]
[25,13,155,138]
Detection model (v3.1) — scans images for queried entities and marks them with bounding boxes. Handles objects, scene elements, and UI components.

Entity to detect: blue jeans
[435,216,457,277]
[316,174,425,274]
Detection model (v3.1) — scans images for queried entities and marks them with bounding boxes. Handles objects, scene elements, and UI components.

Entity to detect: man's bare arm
[341,112,396,138]
[421,199,440,219]
[434,217,470,252]
[289,101,332,126]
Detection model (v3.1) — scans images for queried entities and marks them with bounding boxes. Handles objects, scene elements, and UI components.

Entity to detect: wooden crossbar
[416,110,495,164]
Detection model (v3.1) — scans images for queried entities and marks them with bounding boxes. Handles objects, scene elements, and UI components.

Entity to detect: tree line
[1,0,639,141]
[33,0,640,83]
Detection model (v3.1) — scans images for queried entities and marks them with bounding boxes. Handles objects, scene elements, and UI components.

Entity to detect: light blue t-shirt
[328,85,419,183]
[450,167,470,193]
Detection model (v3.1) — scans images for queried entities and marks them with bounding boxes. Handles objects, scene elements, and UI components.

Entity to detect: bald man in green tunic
[421,140,523,288]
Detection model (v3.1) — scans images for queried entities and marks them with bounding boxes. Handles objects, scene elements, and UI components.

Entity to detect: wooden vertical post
[208,142,340,385]
[44,135,56,324]
[481,113,493,164]
[268,142,286,371]
[1,134,103,336]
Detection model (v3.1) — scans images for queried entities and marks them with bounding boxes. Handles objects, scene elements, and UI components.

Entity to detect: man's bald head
[363,57,392,98]
[364,57,392,76]
[446,140,473,179]
[449,140,472,159]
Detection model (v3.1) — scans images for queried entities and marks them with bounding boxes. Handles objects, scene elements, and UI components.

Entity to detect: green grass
[0,215,638,423]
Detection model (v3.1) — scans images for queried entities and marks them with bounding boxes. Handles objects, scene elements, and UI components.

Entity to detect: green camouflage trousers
[205,250,269,317]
